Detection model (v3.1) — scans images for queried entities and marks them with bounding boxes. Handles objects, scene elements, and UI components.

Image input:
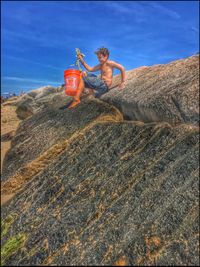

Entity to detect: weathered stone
[56,83,66,93]
[15,90,69,119]
[102,54,199,126]
[1,98,122,182]
[1,54,199,266]
[1,97,19,106]
[1,131,15,142]
[27,86,57,99]
[1,120,199,266]
[15,95,41,119]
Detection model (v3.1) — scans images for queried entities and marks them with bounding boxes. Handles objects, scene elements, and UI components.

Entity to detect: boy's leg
[81,87,95,99]
[88,88,95,96]
[80,72,95,99]
[68,76,85,109]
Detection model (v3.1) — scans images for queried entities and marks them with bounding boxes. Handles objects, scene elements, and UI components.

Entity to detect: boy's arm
[79,55,101,72]
[110,61,126,87]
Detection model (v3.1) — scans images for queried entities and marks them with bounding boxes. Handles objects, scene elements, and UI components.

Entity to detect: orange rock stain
[115,255,126,266]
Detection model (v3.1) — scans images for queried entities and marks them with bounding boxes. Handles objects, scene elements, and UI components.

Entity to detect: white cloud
[149,2,181,20]
[104,1,133,14]
[3,76,60,85]
[3,55,63,71]
[103,1,146,23]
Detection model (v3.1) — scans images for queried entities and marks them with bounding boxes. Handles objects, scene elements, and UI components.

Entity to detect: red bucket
[64,69,81,96]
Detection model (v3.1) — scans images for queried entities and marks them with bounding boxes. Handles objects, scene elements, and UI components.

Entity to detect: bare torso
[100,60,114,88]
[81,56,125,88]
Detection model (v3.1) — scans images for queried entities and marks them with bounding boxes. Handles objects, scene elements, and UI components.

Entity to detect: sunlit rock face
[103,54,199,126]
[15,86,62,119]
[1,54,199,266]
[27,86,57,99]
[2,99,122,182]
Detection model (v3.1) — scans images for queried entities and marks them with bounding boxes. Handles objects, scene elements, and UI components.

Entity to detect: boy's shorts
[82,73,109,98]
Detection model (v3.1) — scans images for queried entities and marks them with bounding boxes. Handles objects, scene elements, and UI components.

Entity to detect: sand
[1,98,22,205]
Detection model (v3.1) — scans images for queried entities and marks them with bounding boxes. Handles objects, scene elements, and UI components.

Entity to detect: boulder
[1,130,15,142]
[15,95,41,119]
[1,97,19,106]
[56,83,66,93]
[1,119,199,266]
[1,54,199,266]
[15,90,69,120]
[27,86,57,100]
[102,54,199,126]
[1,98,122,182]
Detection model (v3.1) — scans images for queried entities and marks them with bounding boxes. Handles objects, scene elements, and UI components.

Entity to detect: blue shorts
[82,73,109,98]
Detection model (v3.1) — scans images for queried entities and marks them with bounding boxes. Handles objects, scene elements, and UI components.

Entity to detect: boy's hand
[78,55,83,61]
[81,71,87,77]
[119,82,125,87]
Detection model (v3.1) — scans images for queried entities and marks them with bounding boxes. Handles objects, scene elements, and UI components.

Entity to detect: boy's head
[95,47,109,64]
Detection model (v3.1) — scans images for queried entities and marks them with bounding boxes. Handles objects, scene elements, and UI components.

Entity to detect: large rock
[1,119,199,266]
[15,90,69,120]
[102,54,199,126]
[1,54,199,266]
[27,86,57,100]
[1,98,122,182]
[15,95,41,119]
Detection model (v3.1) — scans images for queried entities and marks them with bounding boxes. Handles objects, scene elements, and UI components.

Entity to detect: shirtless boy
[68,47,126,109]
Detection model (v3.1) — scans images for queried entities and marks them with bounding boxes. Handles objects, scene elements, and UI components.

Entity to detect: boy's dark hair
[94,47,110,57]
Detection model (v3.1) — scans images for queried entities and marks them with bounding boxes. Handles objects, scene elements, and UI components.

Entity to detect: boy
[68,47,126,109]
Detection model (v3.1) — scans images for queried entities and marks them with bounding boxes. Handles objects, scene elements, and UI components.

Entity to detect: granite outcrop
[103,53,199,126]
[1,54,199,266]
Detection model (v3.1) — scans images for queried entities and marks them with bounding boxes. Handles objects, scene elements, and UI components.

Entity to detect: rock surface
[103,54,199,126]
[1,98,122,182]
[15,95,41,119]
[15,86,64,120]
[1,54,199,266]
[27,86,57,99]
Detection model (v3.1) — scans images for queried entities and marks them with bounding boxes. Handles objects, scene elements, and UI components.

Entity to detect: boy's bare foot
[68,99,81,109]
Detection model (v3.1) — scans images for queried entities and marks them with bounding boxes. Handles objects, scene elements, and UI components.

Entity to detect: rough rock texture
[15,95,41,119]
[15,85,90,120]
[1,119,199,266]
[1,54,199,266]
[1,131,15,142]
[1,98,122,182]
[103,54,199,126]
[27,86,57,99]
[15,87,65,120]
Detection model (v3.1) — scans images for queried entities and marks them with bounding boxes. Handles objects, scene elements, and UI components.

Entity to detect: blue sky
[1,0,199,96]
